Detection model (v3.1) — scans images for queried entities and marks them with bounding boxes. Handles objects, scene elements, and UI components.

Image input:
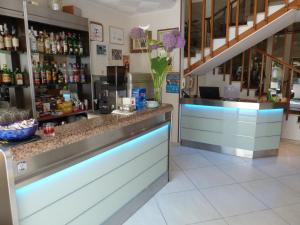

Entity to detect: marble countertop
[9,104,173,162]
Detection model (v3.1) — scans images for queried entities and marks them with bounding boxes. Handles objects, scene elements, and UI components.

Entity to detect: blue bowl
[0,123,38,141]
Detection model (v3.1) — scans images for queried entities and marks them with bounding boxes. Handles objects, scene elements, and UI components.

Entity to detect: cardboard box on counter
[63,5,82,16]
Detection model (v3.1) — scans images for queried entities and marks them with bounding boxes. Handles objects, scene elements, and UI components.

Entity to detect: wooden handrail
[253,48,300,74]
[210,0,215,55]
[226,0,231,45]
[235,0,240,39]
[201,0,206,62]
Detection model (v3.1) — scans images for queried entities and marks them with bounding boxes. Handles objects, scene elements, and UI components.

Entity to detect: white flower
[139,25,150,31]
[158,49,168,58]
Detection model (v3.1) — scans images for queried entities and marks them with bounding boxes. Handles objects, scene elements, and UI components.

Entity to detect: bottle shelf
[0,49,26,54]
[0,84,29,88]
[34,81,90,88]
[31,51,89,58]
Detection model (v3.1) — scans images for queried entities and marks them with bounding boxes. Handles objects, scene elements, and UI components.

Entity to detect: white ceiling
[90,0,177,14]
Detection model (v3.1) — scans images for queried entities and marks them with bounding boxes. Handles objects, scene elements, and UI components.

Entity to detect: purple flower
[163,31,185,51]
[163,32,178,51]
[176,35,185,48]
[130,27,146,40]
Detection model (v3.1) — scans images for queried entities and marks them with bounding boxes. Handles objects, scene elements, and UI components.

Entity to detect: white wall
[129,1,181,143]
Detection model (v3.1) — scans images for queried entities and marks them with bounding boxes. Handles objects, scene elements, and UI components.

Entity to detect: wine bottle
[44,31,51,54]
[29,27,38,53]
[2,64,12,85]
[15,68,24,86]
[0,25,5,50]
[11,26,19,51]
[3,24,12,51]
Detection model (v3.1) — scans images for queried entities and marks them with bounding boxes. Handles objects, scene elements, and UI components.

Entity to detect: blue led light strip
[183,104,284,113]
[16,124,169,195]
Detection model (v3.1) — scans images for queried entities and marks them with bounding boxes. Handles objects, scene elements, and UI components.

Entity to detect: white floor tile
[192,219,228,225]
[201,184,267,217]
[123,199,166,225]
[199,151,247,166]
[242,178,300,208]
[157,190,221,225]
[157,170,196,195]
[273,203,300,225]
[169,159,182,171]
[225,210,288,225]
[255,163,300,178]
[278,173,300,193]
[173,153,212,170]
[170,144,201,156]
[185,166,235,189]
[219,164,269,183]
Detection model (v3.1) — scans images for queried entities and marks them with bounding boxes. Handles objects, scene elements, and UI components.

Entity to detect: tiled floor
[124,140,300,225]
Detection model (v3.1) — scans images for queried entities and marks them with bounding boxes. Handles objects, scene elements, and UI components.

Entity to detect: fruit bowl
[0,119,38,141]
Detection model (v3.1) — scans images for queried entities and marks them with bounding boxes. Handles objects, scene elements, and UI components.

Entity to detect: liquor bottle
[56,34,62,54]
[40,64,47,84]
[45,63,52,84]
[62,62,68,83]
[68,63,74,83]
[78,34,83,56]
[29,27,38,53]
[52,62,58,84]
[57,64,64,84]
[11,26,19,51]
[62,32,68,55]
[33,62,41,85]
[3,24,12,51]
[15,68,23,86]
[50,32,57,55]
[73,33,79,55]
[37,31,45,53]
[80,64,86,83]
[0,25,5,50]
[2,64,12,85]
[68,33,73,55]
[74,63,80,83]
[44,31,51,54]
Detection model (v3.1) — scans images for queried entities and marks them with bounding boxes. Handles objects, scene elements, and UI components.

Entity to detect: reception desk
[0,105,172,225]
[180,99,284,158]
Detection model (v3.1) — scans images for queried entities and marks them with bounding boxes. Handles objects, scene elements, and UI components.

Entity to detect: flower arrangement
[129,27,185,103]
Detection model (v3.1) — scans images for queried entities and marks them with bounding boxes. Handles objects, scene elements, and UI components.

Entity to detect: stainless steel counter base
[181,140,279,159]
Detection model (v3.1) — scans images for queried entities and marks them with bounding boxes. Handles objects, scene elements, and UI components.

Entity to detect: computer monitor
[199,86,220,99]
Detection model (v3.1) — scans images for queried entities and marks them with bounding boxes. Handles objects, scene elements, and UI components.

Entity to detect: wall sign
[109,26,124,45]
[166,73,180,94]
[90,21,104,42]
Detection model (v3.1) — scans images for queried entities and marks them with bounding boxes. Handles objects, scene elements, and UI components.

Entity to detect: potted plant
[129,27,185,104]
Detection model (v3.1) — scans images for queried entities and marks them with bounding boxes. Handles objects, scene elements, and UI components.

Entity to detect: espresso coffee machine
[94,66,127,114]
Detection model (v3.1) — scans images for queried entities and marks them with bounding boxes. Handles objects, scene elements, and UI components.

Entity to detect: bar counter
[0,104,173,225]
[180,98,284,158]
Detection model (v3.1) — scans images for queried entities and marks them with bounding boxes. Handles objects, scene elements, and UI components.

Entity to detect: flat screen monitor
[199,86,220,99]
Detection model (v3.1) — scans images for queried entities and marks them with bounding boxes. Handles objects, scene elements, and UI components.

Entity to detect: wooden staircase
[184,0,300,76]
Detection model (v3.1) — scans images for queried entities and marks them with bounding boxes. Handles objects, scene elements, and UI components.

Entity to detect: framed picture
[130,30,152,53]
[157,28,179,42]
[96,44,107,55]
[90,21,103,42]
[166,72,180,94]
[111,49,122,61]
[109,26,124,45]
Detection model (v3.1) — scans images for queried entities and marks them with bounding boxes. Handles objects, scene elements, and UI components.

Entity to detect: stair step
[213,38,226,50]
[268,4,285,16]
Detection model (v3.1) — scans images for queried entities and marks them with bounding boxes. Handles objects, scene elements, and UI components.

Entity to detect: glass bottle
[62,32,68,55]
[78,34,83,56]
[3,24,12,51]
[11,26,19,51]
[33,62,41,85]
[15,68,23,86]
[50,32,57,55]
[62,62,68,83]
[52,62,58,84]
[29,27,38,53]
[2,64,12,85]
[73,33,79,55]
[74,63,80,83]
[45,63,52,84]
[40,63,47,84]
[68,63,74,83]
[68,33,73,55]
[37,31,45,53]
[57,64,64,84]
[44,31,51,54]
[80,64,86,83]
[0,25,5,50]
[56,33,62,54]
